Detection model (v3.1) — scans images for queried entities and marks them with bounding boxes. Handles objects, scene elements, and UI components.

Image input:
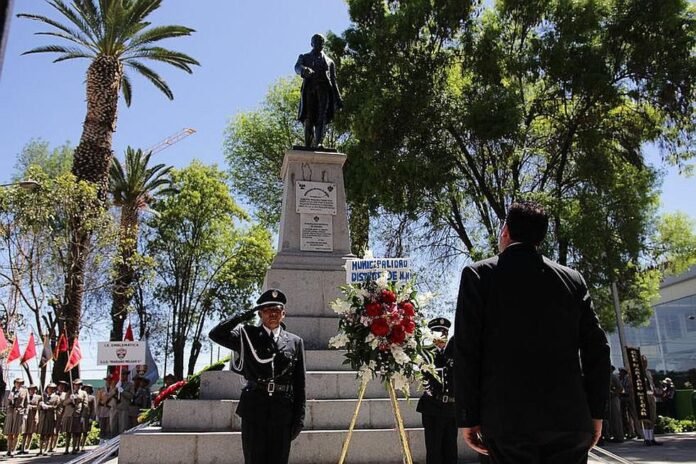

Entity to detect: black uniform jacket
[417,339,456,418]
[209,315,306,429]
[454,243,611,436]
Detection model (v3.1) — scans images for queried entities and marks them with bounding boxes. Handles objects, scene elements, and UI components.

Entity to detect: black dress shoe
[651,439,663,446]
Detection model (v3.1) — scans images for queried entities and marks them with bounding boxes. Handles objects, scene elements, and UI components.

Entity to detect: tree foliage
[146,162,273,378]
[331,0,696,327]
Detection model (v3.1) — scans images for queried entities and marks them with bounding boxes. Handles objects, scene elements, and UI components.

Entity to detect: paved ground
[589,433,696,464]
[0,433,693,463]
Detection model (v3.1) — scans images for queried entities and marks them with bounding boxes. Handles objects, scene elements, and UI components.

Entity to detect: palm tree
[18,1,198,375]
[109,146,175,341]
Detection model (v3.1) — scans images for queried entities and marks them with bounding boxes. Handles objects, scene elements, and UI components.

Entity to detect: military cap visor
[254,288,287,311]
[428,317,452,332]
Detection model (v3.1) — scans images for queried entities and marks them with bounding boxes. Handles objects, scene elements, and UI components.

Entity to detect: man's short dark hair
[505,201,548,246]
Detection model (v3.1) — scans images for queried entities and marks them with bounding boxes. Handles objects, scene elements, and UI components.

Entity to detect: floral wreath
[329,272,437,393]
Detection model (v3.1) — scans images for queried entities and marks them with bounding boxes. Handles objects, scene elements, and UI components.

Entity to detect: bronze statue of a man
[295,33,343,149]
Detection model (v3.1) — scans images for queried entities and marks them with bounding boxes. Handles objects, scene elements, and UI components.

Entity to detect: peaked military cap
[254,288,287,311]
[428,317,452,332]
[47,383,57,389]
[28,384,38,389]
[13,377,24,383]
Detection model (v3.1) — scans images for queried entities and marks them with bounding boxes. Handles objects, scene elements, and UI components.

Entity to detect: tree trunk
[187,340,202,376]
[172,336,185,380]
[58,55,122,381]
[348,201,369,257]
[110,206,139,341]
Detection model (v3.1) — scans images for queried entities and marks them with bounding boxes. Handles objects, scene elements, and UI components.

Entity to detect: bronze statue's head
[311,33,326,52]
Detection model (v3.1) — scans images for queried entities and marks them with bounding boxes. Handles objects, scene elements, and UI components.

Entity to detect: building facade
[608,266,696,373]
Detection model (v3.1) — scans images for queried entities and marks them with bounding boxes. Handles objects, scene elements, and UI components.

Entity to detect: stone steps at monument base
[119,427,479,464]
[282,315,340,349]
[162,398,426,431]
[200,370,419,400]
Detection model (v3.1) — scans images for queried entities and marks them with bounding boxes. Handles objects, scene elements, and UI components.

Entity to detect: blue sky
[1,1,695,381]
[0,0,351,381]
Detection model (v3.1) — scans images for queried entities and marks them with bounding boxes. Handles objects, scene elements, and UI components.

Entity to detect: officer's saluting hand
[209,289,306,464]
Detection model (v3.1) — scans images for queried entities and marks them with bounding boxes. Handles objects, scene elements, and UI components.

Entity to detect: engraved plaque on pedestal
[300,213,333,252]
[296,181,337,215]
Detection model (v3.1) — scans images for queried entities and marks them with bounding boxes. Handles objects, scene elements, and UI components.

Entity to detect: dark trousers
[241,420,291,464]
[422,414,458,464]
[484,432,592,464]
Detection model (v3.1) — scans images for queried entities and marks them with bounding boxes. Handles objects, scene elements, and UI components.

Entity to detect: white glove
[7,393,13,402]
[118,387,123,393]
[41,403,48,410]
[71,394,78,400]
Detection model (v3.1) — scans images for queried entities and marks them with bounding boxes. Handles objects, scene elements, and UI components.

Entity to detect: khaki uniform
[4,387,28,435]
[23,393,41,434]
[38,393,61,435]
[108,381,134,435]
[62,389,88,434]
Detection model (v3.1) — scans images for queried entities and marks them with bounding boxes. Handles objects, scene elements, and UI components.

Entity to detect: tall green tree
[109,146,174,341]
[18,0,199,374]
[332,0,696,326]
[146,162,273,378]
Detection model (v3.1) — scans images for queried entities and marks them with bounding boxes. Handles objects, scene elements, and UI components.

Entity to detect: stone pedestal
[118,149,479,463]
[264,149,354,349]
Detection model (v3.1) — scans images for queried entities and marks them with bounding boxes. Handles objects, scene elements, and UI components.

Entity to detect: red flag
[21,333,36,364]
[64,338,82,372]
[0,327,8,353]
[54,333,68,358]
[6,337,21,364]
[124,323,134,341]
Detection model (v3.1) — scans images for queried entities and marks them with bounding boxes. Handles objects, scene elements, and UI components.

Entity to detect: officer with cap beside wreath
[418,317,457,464]
[209,288,306,464]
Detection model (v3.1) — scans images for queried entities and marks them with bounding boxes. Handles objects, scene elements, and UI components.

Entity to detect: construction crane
[146,127,196,155]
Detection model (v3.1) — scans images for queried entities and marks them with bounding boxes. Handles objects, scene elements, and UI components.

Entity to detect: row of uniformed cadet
[3,377,97,457]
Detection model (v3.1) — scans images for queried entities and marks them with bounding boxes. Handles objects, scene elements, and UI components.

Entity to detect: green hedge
[655,415,696,434]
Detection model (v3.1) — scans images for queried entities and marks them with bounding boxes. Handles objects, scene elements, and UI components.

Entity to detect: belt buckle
[267,381,275,396]
[442,395,449,403]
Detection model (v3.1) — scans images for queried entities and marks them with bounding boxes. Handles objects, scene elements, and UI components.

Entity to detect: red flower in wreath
[365,302,382,317]
[401,301,415,317]
[370,318,390,337]
[401,318,416,334]
[380,289,397,304]
[153,379,187,408]
[389,325,406,344]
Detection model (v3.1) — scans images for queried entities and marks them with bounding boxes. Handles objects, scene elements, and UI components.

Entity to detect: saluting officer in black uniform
[418,318,457,464]
[209,289,306,464]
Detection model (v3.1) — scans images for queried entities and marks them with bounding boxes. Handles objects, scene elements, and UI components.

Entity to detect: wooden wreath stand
[337,379,414,464]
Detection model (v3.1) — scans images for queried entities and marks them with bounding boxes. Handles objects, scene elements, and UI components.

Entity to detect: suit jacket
[417,339,456,418]
[454,243,611,436]
[209,315,306,429]
[294,50,341,123]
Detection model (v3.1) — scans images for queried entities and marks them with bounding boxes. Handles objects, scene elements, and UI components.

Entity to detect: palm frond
[127,25,196,49]
[21,44,88,56]
[48,0,96,40]
[35,31,96,51]
[120,0,161,40]
[121,72,133,107]
[73,0,103,42]
[126,60,173,99]
[53,51,94,62]
[17,13,95,48]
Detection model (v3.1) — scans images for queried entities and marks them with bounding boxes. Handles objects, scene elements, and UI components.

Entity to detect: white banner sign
[295,181,337,215]
[97,341,145,366]
[346,258,411,284]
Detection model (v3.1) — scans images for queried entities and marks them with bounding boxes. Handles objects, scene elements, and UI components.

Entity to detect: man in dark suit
[294,33,343,148]
[209,289,306,464]
[454,201,611,464]
[418,318,457,464]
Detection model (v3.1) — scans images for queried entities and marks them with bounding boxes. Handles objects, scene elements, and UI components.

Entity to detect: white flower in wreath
[330,298,353,315]
[375,271,389,290]
[391,372,410,393]
[405,337,417,349]
[360,315,371,327]
[363,249,375,259]
[390,344,411,366]
[358,364,374,383]
[416,291,435,307]
[329,333,349,349]
[421,327,435,346]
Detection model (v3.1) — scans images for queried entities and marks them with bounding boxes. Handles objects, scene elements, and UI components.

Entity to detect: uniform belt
[246,381,293,395]
[433,394,455,403]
